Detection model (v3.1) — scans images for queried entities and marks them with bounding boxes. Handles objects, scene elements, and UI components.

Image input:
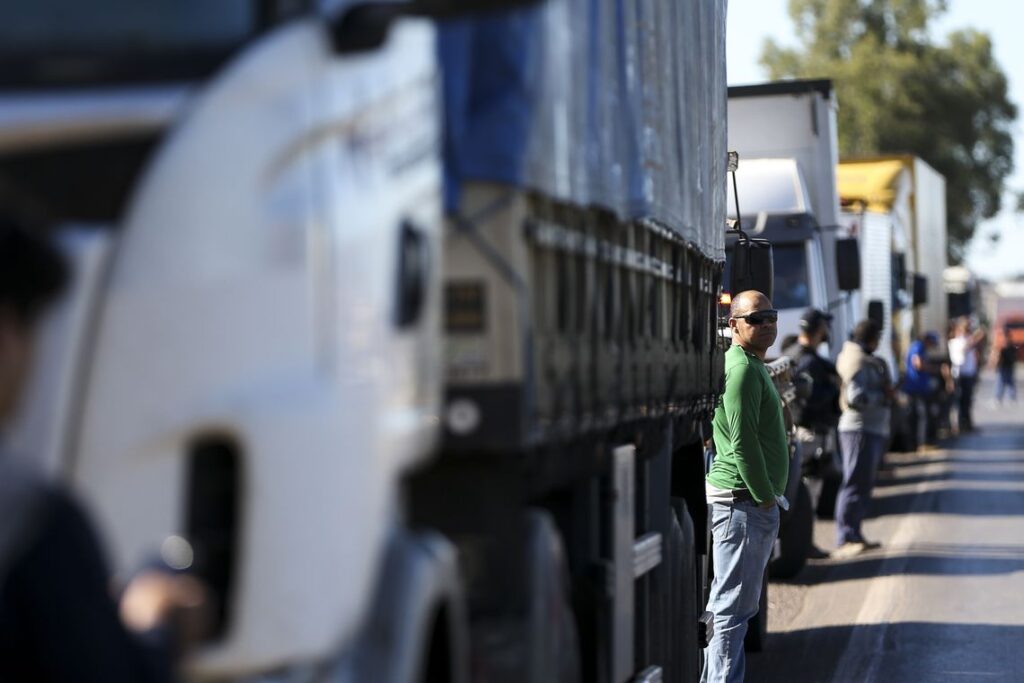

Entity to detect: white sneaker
[831,542,868,559]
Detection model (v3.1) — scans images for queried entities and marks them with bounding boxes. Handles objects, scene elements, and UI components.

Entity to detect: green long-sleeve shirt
[707,344,789,504]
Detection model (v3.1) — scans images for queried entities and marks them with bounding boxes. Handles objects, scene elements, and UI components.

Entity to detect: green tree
[760,0,1017,263]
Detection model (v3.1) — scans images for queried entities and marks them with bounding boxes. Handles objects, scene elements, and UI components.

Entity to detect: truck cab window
[771,244,810,310]
[724,243,810,310]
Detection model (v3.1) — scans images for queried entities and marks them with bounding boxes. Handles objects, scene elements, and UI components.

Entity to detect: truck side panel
[911,158,948,340]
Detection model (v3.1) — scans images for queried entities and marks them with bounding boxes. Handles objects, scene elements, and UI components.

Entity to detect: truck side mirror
[912,274,928,307]
[835,237,861,291]
[892,253,907,290]
[867,299,885,329]
[729,238,774,302]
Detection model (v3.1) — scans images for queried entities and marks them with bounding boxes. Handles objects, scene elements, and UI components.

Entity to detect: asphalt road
[747,371,1024,683]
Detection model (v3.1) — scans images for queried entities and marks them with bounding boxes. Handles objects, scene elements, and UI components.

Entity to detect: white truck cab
[3,3,458,678]
[725,158,833,358]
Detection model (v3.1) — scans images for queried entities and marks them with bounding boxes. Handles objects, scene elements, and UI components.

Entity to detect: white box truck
[839,156,948,357]
[836,160,921,379]
[726,80,860,359]
[2,0,734,680]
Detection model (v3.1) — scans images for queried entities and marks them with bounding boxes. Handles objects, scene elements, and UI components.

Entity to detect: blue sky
[727,0,1024,280]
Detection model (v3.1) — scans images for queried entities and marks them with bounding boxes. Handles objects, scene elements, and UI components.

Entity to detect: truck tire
[524,510,581,683]
[470,512,580,683]
[770,480,813,579]
[670,498,702,682]
[743,566,769,653]
[815,474,840,520]
[420,604,461,683]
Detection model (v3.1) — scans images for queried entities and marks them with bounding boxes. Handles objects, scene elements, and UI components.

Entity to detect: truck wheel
[815,474,840,520]
[420,604,462,683]
[470,512,580,683]
[770,480,813,579]
[524,510,581,683]
[743,566,769,653]
[671,498,702,682]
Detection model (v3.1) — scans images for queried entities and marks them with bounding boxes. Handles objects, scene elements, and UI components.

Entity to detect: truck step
[632,532,663,578]
[698,610,715,649]
[633,665,663,683]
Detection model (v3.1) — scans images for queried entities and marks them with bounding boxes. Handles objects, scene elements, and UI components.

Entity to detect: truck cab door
[67,15,442,676]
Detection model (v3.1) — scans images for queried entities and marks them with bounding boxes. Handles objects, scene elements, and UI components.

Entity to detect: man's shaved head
[728,289,776,358]
[731,290,770,318]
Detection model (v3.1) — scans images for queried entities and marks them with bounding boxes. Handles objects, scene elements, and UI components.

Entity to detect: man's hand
[119,571,211,650]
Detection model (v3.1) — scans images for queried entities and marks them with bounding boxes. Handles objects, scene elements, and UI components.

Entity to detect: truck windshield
[772,244,810,309]
[726,160,809,217]
[0,1,259,87]
[723,243,810,310]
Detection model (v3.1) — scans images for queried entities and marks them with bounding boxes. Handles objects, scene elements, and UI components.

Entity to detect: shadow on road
[890,454,1024,466]
[783,541,1024,585]
[874,468,1024,488]
[746,622,1024,683]
[868,488,1024,517]
[940,426,1024,452]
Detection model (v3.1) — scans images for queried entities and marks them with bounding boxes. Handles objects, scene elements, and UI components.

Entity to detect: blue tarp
[438,0,727,260]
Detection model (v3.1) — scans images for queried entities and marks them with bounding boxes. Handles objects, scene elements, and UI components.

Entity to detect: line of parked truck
[724,79,951,586]
[0,1,956,681]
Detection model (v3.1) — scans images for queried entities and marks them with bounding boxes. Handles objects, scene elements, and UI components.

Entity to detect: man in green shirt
[702,290,789,683]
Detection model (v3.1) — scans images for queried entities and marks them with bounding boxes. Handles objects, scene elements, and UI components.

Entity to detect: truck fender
[350,529,469,683]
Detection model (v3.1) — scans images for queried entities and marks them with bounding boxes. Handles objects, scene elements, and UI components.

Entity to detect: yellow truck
[838,156,949,374]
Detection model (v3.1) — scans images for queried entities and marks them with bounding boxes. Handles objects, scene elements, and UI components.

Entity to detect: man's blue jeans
[835,430,886,545]
[701,501,780,683]
[996,367,1017,402]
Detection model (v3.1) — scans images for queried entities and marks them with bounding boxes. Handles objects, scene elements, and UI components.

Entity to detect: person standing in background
[947,318,985,434]
[902,332,941,451]
[992,328,1018,405]
[788,308,842,437]
[833,320,892,558]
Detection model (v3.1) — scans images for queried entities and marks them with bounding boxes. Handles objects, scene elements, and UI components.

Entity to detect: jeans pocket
[746,503,779,530]
[711,503,735,542]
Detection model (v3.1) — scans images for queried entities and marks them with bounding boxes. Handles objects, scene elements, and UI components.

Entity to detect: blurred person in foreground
[703,290,788,683]
[901,331,943,451]
[833,320,892,559]
[947,317,985,434]
[992,327,1018,405]
[0,216,204,681]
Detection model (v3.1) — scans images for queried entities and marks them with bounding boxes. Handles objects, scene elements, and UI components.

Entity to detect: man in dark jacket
[786,308,842,434]
[994,329,1018,404]
[0,216,203,681]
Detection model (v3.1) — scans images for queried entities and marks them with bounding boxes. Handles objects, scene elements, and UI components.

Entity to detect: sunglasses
[732,310,779,325]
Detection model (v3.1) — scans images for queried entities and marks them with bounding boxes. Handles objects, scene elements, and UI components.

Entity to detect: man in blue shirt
[902,332,940,451]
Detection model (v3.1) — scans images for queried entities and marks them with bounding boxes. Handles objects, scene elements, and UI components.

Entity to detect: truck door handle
[396,220,429,327]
